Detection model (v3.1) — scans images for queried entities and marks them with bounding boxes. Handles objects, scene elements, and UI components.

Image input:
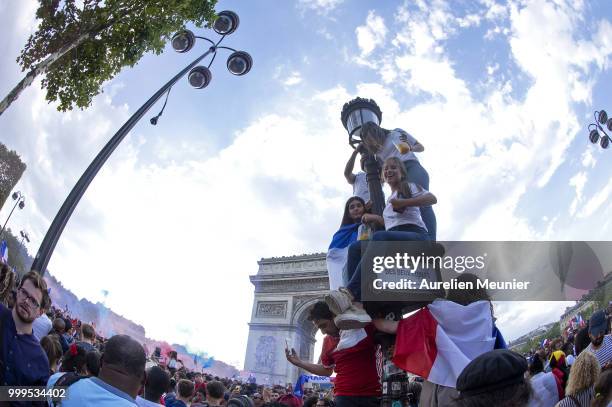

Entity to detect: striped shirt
[555,387,594,407]
[585,334,612,367]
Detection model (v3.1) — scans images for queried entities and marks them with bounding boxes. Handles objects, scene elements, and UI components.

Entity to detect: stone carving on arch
[291,296,322,340]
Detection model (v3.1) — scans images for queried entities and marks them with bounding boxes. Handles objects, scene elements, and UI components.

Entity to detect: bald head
[103,335,146,378]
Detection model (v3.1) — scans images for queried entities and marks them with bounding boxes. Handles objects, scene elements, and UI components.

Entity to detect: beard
[591,337,604,347]
[15,302,37,324]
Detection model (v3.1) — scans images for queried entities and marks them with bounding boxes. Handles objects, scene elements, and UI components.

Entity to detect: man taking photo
[285,302,380,407]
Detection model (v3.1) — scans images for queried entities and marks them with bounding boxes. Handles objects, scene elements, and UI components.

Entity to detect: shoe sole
[334,313,371,330]
[325,293,346,316]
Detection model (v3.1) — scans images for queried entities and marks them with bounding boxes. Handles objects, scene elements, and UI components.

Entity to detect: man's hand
[285,347,300,365]
[356,143,367,154]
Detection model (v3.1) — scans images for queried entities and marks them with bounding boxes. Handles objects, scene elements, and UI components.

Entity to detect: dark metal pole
[0,197,23,239]
[32,46,216,275]
[363,153,384,218]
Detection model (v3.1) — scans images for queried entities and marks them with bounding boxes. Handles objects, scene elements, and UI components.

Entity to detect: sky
[1,0,612,369]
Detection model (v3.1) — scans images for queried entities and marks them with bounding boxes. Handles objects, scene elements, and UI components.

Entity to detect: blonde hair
[361,122,389,153]
[565,351,600,396]
[383,157,412,198]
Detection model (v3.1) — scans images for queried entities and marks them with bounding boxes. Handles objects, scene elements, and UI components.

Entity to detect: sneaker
[334,306,372,330]
[325,290,353,316]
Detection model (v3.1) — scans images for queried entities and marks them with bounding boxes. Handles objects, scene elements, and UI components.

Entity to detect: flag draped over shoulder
[326,223,359,290]
[392,299,496,388]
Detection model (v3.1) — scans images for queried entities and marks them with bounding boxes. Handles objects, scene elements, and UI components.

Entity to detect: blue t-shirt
[164,394,188,407]
[59,376,137,406]
[0,303,50,387]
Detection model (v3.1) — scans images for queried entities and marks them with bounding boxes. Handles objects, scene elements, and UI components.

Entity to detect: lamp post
[0,191,25,239]
[31,11,253,276]
[20,230,30,246]
[588,109,612,149]
[340,97,385,217]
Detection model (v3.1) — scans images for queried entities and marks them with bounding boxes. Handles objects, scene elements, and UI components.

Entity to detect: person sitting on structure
[326,156,437,329]
[284,302,381,407]
[326,196,367,291]
[359,121,436,241]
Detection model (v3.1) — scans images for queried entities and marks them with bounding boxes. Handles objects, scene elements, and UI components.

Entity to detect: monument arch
[243,253,329,385]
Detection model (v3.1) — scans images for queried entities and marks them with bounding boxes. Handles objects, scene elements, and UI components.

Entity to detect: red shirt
[320,324,381,397]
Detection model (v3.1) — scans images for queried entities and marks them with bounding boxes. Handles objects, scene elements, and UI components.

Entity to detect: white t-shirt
[352,172,370,202]
[57,377,137,406]
[32,313,53,340]
[383,186,428,231]
[528,372,560,407]
[379,128,419,162]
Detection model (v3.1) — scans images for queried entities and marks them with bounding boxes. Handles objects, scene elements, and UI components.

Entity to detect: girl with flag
[326,196,367,291]
[326,157,437,329]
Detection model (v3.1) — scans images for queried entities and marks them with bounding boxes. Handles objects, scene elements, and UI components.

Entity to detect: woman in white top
[326,157,437,329]
[360,121,437,241]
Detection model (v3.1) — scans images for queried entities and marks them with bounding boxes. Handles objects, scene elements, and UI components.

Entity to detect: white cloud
[581,149,596,168]
[283,71,303,87]
[298,0,344,15]
[579,178,612,218]
[355,11,387,57]
[481,0,508,21]
[569,172,587,216]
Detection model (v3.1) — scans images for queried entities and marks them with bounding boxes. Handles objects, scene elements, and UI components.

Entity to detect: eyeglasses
[18,287,41,309]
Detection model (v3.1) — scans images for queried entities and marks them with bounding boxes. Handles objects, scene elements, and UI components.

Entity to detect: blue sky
[1,0,612,368]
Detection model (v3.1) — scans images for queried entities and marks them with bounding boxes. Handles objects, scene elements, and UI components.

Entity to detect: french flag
[0,240,7,263]
[392,299,496,388]
[326,223,359,290]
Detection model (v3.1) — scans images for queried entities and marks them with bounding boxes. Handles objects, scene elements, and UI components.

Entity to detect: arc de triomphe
[244,253,329,385]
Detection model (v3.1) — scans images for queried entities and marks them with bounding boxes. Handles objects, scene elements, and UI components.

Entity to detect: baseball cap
[588,310,607,337]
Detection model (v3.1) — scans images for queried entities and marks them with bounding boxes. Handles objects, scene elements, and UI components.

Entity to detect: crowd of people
[0,266,342,407]
[1,115,611,407]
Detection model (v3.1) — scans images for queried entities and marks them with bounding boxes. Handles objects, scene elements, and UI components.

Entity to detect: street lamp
[20,230,30,246]
[0,191,25,239]
[31,11,252,276]
[588,109,612,149]
[149,11,252,125]
[340,97,385,216]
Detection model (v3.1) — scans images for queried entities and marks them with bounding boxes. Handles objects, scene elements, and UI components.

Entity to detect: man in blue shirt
[59,334,146,406]
[0,271,51,406]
